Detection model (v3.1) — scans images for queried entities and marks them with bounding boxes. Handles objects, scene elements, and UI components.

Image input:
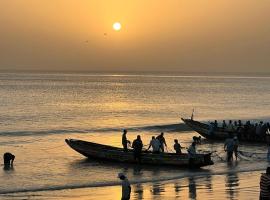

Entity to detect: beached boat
[65,139,213,168]
[181,118,267,143]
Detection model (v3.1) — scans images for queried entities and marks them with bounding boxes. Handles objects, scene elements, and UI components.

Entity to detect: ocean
[0,72,270,199]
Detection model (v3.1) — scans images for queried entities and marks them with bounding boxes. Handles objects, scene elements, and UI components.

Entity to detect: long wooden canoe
[65,139,213,168]
[181,118,267,143]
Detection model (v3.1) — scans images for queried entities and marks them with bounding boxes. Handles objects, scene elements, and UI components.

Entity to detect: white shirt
[188,145,196,158]
[150,139,161,152]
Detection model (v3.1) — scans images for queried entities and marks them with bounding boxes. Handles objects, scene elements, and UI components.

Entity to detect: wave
[0,163,266,195]
[0,123,191,137]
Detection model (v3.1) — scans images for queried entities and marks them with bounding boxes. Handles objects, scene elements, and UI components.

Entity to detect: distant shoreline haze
[0,69,270,78]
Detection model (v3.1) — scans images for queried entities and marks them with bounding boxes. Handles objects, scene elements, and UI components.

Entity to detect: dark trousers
[227,151,233,162]
[123,143,128,152]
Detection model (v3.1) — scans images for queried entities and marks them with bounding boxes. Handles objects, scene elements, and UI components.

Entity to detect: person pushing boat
[187,142,197,166]
[224,134,235,162]
[174,139,182,154]
[156,132,167,152]
[132,135,143,163]
[147,136,161,153]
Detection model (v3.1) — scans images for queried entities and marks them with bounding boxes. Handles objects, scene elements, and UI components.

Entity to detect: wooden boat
[181,118,268,143]
[65,139,213,168]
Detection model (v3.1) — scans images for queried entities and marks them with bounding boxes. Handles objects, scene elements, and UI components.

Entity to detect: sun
[113,22,122,31]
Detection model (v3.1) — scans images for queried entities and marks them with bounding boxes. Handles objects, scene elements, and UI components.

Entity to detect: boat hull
[65,139,213,168]
[181,118,267,143]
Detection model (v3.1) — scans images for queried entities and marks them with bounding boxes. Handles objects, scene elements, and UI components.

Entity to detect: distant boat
[181,118,267,143]
[65,139,213,168]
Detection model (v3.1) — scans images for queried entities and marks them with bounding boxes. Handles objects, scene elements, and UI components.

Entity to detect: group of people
[122,130,171,163]
[210,120,270,141]
[119,130,200,200]
[122,129,200,163]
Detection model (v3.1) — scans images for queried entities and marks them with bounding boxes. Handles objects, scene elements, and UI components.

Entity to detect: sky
[0,0,270,73]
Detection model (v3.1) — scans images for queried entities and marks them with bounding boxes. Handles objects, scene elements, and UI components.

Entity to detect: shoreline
[0,170,261,200]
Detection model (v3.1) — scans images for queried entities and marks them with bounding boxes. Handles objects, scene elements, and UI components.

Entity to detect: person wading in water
[156,132,167,152]
[132,135,143,163]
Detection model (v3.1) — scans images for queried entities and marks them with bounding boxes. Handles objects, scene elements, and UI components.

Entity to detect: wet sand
[0,170,261,200]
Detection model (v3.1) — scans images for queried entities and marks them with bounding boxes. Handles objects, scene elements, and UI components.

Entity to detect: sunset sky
[1,0,270,73]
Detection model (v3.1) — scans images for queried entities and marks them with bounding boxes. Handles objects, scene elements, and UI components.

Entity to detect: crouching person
[3,152,15,167]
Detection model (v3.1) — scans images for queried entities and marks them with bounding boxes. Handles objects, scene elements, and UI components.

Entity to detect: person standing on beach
[260,167,270,200]
[156,132,167,152]
[118,173,131,200]
[122,129,130,152]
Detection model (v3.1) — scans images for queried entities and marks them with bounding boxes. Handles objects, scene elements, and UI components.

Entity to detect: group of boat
[65,117,269,169]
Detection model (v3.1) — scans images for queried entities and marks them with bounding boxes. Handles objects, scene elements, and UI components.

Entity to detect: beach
[0,170,261,199]
[0,72,269,199]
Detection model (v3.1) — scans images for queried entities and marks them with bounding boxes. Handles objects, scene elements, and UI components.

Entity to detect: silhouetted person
[156,132,167,152]
[122,129,130,152]
[233,136,239,160]
[174,139,182,154]
[3,152,15,167]
[224,135,234,162]
[147,136,160,153]
[187,142,197,167]
[118,173,131,200]
[222,120,227,129]
[260,167,270,200]
[132,135,143,163]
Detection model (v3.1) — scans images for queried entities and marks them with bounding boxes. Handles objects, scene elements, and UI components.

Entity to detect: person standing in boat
[222,120,227,129]
[118,173,131,200]
[214,120,218,129]
[224,135,235,162]
[174,139,182,154]
[156,132,167,152]
[147,136,161,153]
[132,135,143,163]
[122,129,130,152]
[226,120,234,133]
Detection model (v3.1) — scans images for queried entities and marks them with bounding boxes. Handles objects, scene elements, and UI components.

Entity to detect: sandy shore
[0,170,261,200]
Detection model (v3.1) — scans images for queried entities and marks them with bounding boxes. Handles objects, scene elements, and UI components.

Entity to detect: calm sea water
[0,72,270,199]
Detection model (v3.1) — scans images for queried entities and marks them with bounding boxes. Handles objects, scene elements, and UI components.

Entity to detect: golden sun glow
[113,22,122,31]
